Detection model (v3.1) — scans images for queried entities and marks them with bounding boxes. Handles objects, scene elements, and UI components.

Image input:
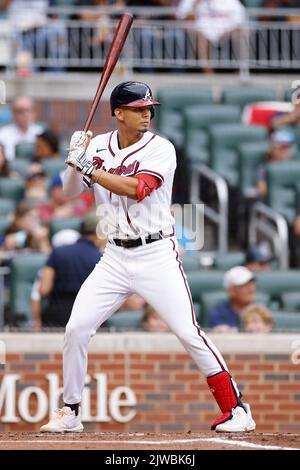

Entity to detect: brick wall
[1,339,300,432]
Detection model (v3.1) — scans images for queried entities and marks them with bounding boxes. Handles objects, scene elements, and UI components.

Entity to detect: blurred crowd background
[1,0,300,334]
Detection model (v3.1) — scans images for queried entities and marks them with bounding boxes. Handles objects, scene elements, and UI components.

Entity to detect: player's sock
[207,370,245,412]
[64,403,79,416]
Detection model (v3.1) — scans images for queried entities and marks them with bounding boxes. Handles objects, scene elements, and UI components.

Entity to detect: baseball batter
[40,82,255,433]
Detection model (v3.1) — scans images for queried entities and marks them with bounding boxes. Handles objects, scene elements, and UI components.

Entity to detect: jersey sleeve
[135,138,177,186]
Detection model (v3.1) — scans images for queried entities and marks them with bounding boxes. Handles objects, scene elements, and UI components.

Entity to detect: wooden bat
[83,13,134,132]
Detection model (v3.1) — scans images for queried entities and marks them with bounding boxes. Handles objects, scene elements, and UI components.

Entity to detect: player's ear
[114,108,124,121]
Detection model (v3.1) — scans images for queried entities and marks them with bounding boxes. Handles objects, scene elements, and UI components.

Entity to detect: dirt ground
[0,432,299,450]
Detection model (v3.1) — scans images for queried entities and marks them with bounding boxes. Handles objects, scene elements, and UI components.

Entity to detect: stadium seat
[266,161,300,224]
[210,123,267,186]
[9,253,47,323]
[213,252,245,270]
[281,292,300,311]
[221,87,277,109]
[156,88,213,147]
[0,197,15,216]
[237,141,269,196]
[0,178,24,203]
[186,270,224,304]
[50,217,82,236]
[15,142,34,160]
[183,105,240,167]
[105,310,144,331]
[42,158,65,178]
[271,311,300,331]
[243,0,264,5]
[255,270,300,308]
[181,255,201,272]
[9,159,29,178]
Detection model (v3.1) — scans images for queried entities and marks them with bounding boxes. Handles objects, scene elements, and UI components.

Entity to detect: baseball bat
[83,13,134,132]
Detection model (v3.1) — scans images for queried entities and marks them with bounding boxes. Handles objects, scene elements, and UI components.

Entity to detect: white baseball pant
[63,237,228,404]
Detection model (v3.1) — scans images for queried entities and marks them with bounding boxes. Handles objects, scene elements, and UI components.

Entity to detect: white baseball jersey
[84,130,177,239]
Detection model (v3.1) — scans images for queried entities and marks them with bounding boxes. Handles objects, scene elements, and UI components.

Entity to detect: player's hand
[66,148,96,178]
[69,130,93,152]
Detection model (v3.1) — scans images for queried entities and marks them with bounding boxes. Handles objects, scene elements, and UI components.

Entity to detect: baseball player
[40,81,255,433]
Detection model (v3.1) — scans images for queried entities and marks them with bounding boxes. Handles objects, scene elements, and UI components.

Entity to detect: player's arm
[39,266,55,297]
[91,170,139,199]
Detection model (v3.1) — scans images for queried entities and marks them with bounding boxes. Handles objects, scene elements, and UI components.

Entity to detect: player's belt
[111,232,163,249]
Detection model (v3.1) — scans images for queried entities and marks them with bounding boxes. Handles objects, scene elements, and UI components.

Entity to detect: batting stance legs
[41,238,256,433]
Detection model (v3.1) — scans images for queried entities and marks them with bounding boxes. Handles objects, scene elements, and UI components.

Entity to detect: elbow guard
[136,173,160,202]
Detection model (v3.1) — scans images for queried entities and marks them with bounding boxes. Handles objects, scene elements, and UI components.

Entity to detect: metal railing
[190,164,228,253]
[249,202,289,269]
[0,7,299,76]
[0,266,9,329]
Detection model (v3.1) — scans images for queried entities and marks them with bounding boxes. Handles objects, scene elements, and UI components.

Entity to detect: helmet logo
[144,89,152,101]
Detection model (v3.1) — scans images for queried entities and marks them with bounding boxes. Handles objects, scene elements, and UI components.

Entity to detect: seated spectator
[245,244,274,272]
[0,143,18,178]
[0,201,51,253]
[24,163,48,202]
[256,129,295,199]
[39,212,106,327]
[207,266,256,332]
[31,228,80,331]
[271,101,300,129]
[38,172,90,223]
[241,304,273,334]
[0,96,43,161]
[34,129,60,162]
[143,304,170,332]
[119,294,146,312]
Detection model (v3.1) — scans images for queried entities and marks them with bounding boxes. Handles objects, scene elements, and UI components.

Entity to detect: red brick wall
[1,352,300,432]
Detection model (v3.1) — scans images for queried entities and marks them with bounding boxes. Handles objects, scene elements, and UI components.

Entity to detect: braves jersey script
[83,130,177,238]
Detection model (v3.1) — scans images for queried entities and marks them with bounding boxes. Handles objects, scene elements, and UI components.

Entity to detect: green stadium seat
[271,311,300,331]
[0,197,15,216]
[105,310,144,331]
[237,141,269,196]
[183,105,240,166]
[201,290,270,327]
[255,270,300,308]
[281,292,300,311]
[221,87,277,109]
[186,270,224,304]
[15,142,34,160]
[156,88,213,147]
[243,0,264,6]
[50,217,82,237]
[210,123,267,185]
[9,159,29,178]
[181,256,201,272]
[0,178,24,203]
[9,253,47,323]
[42,158,65,178]
[266,161,300,224]
[213,252,245,270]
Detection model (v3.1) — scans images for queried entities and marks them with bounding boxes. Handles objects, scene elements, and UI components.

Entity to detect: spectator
[245,244,274,272]
[38,172,90,224]
[241,303,273,334]
[271,102,300,129]
[0,143,18,178]
[31,228,80,332]
[0,96,43,161]
[24,163,48,202]
[34,129,60,162]
[39,212,105,327]
[119,294,146,311]
[0,201,51,253]
[256,129,295,199]
[207,266,256,332]
[143,304,170,332]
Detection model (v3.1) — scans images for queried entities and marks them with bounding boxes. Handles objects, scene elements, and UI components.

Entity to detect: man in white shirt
[0,96,43,160]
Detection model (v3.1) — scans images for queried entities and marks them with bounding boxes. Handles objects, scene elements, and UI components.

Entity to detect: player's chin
[139,124,150,133]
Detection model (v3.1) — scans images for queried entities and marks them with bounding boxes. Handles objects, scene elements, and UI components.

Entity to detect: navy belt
[111,232,162,249]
